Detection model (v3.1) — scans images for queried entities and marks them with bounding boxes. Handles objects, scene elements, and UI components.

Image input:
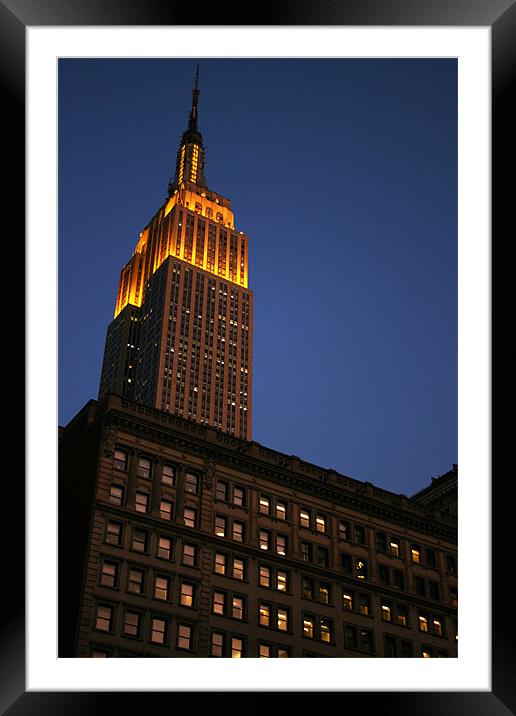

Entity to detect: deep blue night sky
[58,58,457,496]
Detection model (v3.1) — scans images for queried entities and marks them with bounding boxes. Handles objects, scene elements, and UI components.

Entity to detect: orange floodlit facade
[99,69,253,439]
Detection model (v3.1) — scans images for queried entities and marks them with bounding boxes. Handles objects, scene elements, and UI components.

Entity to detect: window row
[114,449,199,493]
[104,519,199,566]
[110,486,199,526]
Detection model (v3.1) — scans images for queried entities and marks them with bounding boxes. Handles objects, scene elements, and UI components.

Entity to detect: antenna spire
[189,65,200,131]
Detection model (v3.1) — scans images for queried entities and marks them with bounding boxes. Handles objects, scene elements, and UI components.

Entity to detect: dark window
[135,492,148,513]
[100,562,118,588]
[184,506,197,528]
[128,567,144,594]
[132,528,147,553]
[426,548,436,568]
[301,542,312,563]
[344,625,357,649]
[317,546,329,568]
[415,576,426,597]
[136,456,151,479]
[106,520,122,545]
[160,499,173,521]
[185,472,198,494]
[161,464,175,486]
[429,581,440,601]
[124,611,141,637]
[233,486,245,506]
[216,481,228,501]
[384,634,396,657]
[359,628,373,653]
[376,532,387,553]
[446,555,457,575]
[302,576,314,600]
[177,623,192,650]
[339,520,350,541]
[354,525,366,545]
[379,565,390,585]
[393,569,405,590]
[114,449,128,471]
[341,553,352,574]
[211,631,225,657]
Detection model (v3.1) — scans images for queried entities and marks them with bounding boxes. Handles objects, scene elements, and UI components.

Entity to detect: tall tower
[99,69,253,440]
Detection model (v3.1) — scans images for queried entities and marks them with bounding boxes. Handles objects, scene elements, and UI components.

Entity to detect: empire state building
[99,69,253,440]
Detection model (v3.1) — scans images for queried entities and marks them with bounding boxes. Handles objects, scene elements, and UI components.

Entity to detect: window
[232,520,245,542]
[376,532,387,553]
[277,608,288,632]
[259,603,270,627]
[303,577,314,600]
[343,591,354,611]
[411,544,421,563]
[433,617,443,636]
[100,561,118,588]
[397,604,408,627]
[184,506,197,528]
[415,576,426,597]
[277,571,288,592]
[157,536,172,560]
[151,618,167,645]
[161,464,175,486]
[124,611,140,637]
[301,542,312,563]
[233,486,245,506]
[393,569,404,590]
[135,492,148,513]
[278,647,290,658]
[344,625,357,650]
[319,581,331,605]
[384,634,396,657]
[114,449,128,471]
[154,575,170,601]
[215,552,226,575]
[180,582,195,607]
[300,509,310,528]
[95,605,113,632]
[160,499,173,521]
[429,581,440,601]
[105,520,122,546]
[137,457,151,479]
[303,616,314,639]
[317,546,329,568]
[356,559,367,579]
[231,637,244,658]
[216,481,228,501]
[211,631,225,657]
[339,520,350,541]
[320,619,332,643]
[132,528,147,553]
[276,501,287,520]
[390,539,401,557]
[260,529,270,551]
[359,593,371,616]
[177,624,192,650]
[276,534,287,556]
[449,586,458,607]
[109,484,124,506]
[359,628,373,653]
[259,643,271,658]
[259,565,271,587]
[233,558,245,581]
[418,614,429,632]
[182,542,197,566]
[185,472,198,494]
[341,553,352,574]
[446,554,457,575]
[215,515,226,537]
[213,591,226,615]
[91,649,109,658]
[379,565,390,585]
[259,495,270,515]
[354,525,366,545]
[426,548,436,568]
[381,602,392,622]
[128,567,144,594]
[232,596,245,620]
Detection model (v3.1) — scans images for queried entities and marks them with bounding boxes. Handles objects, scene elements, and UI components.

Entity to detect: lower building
[59,393,458,658]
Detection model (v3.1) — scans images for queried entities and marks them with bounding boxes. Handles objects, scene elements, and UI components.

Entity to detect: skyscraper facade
[99,69,253,440]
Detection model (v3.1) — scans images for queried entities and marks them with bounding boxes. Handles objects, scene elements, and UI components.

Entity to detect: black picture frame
[6,0,515,712]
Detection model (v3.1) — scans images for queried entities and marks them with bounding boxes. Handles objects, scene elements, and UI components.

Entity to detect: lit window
[411,545,421,563]
[109,484,124,506]
[319,582,330,605]
[343,592,353,611]
[184,507,196,528]
[381,604,392,622]
[95,605,112,632]
[433,619,443,636]
[277,608,288,632]
[390,540,400,557]
[216,481,228,501]
[419,615,429,632]
[160,499,173,521]
[259,643,271,658]
[157,536,172,560]
[233,486,245,506]
[215,516,226,537]
[359,593,370,616]
[137,457,151,479]
[215,552,226,575]
[185,472,198,494]
[100,562,117,588]
[233,521,245,542]
[277,571,288,592]
[233,558,245,581]
[276,501,287,520]
[276,534,287,556]
[303,616,314,638]
[302,576,314,600]
[135,492,148,513]
[182,543,196,566]
[397,605,408,626]
[259,496,270,515]
[154,576,169,601]
[105,521,122,545]
[177,624,192,650]
[260,529,270,551]
[356,559,367,579]
[124,611,140,637]
[232,596,244,620]
[213,591,226,615]
[181,582,194,607]
[128,568,144,594]
[320,619,332,643]
[422,647,433,658]
[339,520,350,541]
[259,603,270,627]
[114,449,128,471]
[300,510,310,528]
[316,515,326,533]
[211,631,225,657]
[161,464,175,486]
[259,565,270,588]
[151,618,167,645]
[132,529,147,553]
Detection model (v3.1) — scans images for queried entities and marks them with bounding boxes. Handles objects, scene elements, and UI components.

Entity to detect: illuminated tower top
[168,66,207,195]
